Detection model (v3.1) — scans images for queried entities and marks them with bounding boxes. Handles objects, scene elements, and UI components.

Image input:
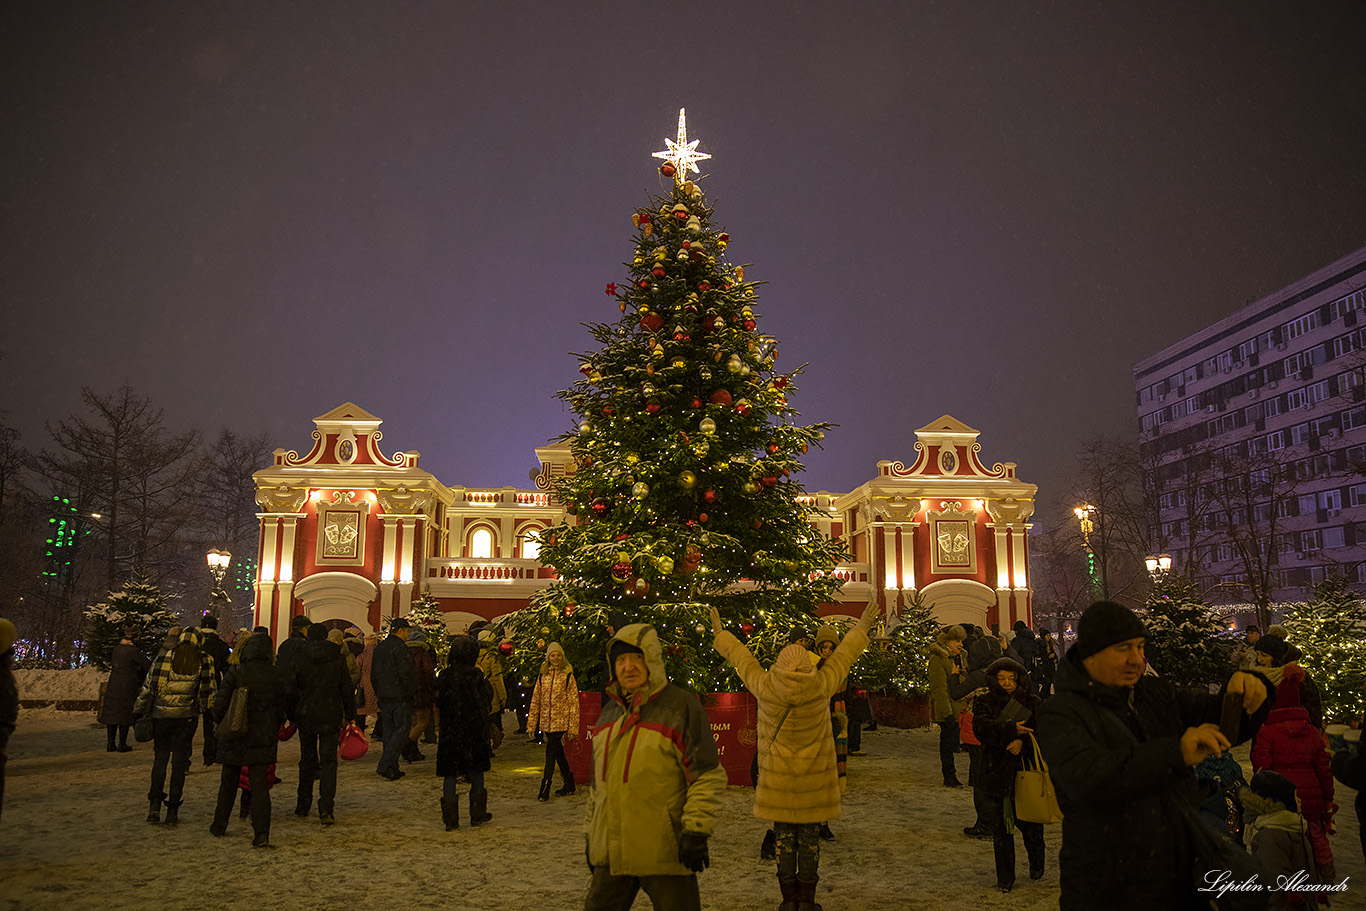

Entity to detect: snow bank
[14,667,104,702]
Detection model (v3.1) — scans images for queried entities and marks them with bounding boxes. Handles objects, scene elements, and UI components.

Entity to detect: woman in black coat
[98,628,150,751]
[209,633,286,847]
[972,656,1045,892]
[434,635,494,830]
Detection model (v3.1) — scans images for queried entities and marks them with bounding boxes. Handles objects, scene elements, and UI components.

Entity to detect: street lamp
[1144,553,1173,580]
[205,548,232,621]
[1073,503,1101,598]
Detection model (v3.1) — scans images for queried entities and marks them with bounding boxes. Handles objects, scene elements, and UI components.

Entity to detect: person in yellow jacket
[712,602,879,911]
[585,623,726,911]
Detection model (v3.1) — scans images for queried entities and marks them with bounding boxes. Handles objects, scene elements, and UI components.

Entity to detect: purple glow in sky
[3,3,1364,510]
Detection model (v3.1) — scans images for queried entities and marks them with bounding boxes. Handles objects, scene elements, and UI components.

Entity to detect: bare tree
[32,385,202,593]
[194,429,270,626]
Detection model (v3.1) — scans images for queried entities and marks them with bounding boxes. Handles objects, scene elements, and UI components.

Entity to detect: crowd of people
[1,602,1364,910]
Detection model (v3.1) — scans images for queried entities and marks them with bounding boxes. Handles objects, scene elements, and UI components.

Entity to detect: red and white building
[251,404,1037,644]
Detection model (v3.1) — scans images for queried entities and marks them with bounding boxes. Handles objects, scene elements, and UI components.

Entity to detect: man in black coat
[290,624,356,824]
[1036,601,1273,911]
[274,614,311,682]
[370,618,416,781]
[198,615,232,765]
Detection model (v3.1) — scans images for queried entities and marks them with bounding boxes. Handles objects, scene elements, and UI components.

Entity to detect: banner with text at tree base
[504,110,848,698]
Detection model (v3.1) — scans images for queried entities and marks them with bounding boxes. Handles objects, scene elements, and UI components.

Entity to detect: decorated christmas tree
[405,588,452,668]
[1282,577,1366,723]
[505,111,848,693]
[1141,578,1232,687]
[84,576,180,669]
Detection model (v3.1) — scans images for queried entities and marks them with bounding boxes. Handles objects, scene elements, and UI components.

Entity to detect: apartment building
[1133,245,1366,604]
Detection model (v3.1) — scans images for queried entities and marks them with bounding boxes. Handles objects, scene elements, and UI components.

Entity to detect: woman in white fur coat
[711,602,879,911]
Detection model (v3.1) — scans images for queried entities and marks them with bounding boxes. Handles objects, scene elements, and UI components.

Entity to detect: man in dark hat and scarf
[1036,600,1275,911]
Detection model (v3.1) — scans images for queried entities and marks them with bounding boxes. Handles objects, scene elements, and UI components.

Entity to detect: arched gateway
[252,405,1037,640]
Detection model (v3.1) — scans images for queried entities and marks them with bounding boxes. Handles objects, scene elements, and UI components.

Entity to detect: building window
[1318,489,1343,511]
[1323,526,1346,549]
[520,534,541,562]
[1285,312,1321,341]
[1300,529,1323,551]
[469,528,494,559]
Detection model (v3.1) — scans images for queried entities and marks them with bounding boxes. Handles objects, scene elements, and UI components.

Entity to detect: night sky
[3,3,1364,517]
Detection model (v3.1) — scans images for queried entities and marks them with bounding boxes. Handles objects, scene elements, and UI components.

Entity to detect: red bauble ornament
[773,377,789,389]
[698,512,709,523]
[709,389,733,406]
[591,498,610,517]
[646,402,660,414]
[651,264,666,278]
[660,163,676,177]
[698,281,711,291]
[739,622,755,636]
[640,312,664,332]
[717,233,729,243]
[743,319,756,331]
[601,405,613,417]
[762,475,778,487]
[735,401,752,416]
[638,278,651,289]
[580,363,593,375]
[611,561,632,582]
[498,641,513,656]
[767,442,780,454]
[703,489,717,504]
[690,397,702,409]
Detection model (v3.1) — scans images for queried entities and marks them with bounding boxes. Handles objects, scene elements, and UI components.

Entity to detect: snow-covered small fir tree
[84,576,179,669]
[1142,578,1231,687]
[405,589,451,668]
[1282,577,1366,723]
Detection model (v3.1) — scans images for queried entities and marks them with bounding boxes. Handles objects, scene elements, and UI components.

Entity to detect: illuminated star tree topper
[652,108,712,178]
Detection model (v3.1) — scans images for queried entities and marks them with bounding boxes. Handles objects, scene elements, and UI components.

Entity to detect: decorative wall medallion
[335,428,358,465]
[316,490,368,565]
[928,500,978,575]
[939,447,958,474]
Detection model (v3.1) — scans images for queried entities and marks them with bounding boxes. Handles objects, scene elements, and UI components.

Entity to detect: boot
[239,790,251,819]
[760,828,777,860]
[107,726,117,752]
[778,879,800,911]
[117,725,132,752]
[146,793,163,824]
[295,794,312,817]
[403,740,426,762]
[469,788,492,826]
[796,879,823,911]
[818,822,834,841]
[555,770,576,796]
[252,830,270,848]
[440,796,460,831]
[164,801,181,825]
[537,778,552,802]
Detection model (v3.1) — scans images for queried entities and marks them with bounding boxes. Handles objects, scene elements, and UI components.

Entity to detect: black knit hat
[1254,634,1289,665]
[291,614,312,631]
[608,639,644,677]
[1074,600,1147,661]
[1248,770,1298,813]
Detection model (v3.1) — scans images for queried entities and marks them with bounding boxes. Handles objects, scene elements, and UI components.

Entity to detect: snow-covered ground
[1,706,1362,911]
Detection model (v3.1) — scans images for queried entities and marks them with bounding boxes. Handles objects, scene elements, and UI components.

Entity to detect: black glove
[678,831,710,872]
